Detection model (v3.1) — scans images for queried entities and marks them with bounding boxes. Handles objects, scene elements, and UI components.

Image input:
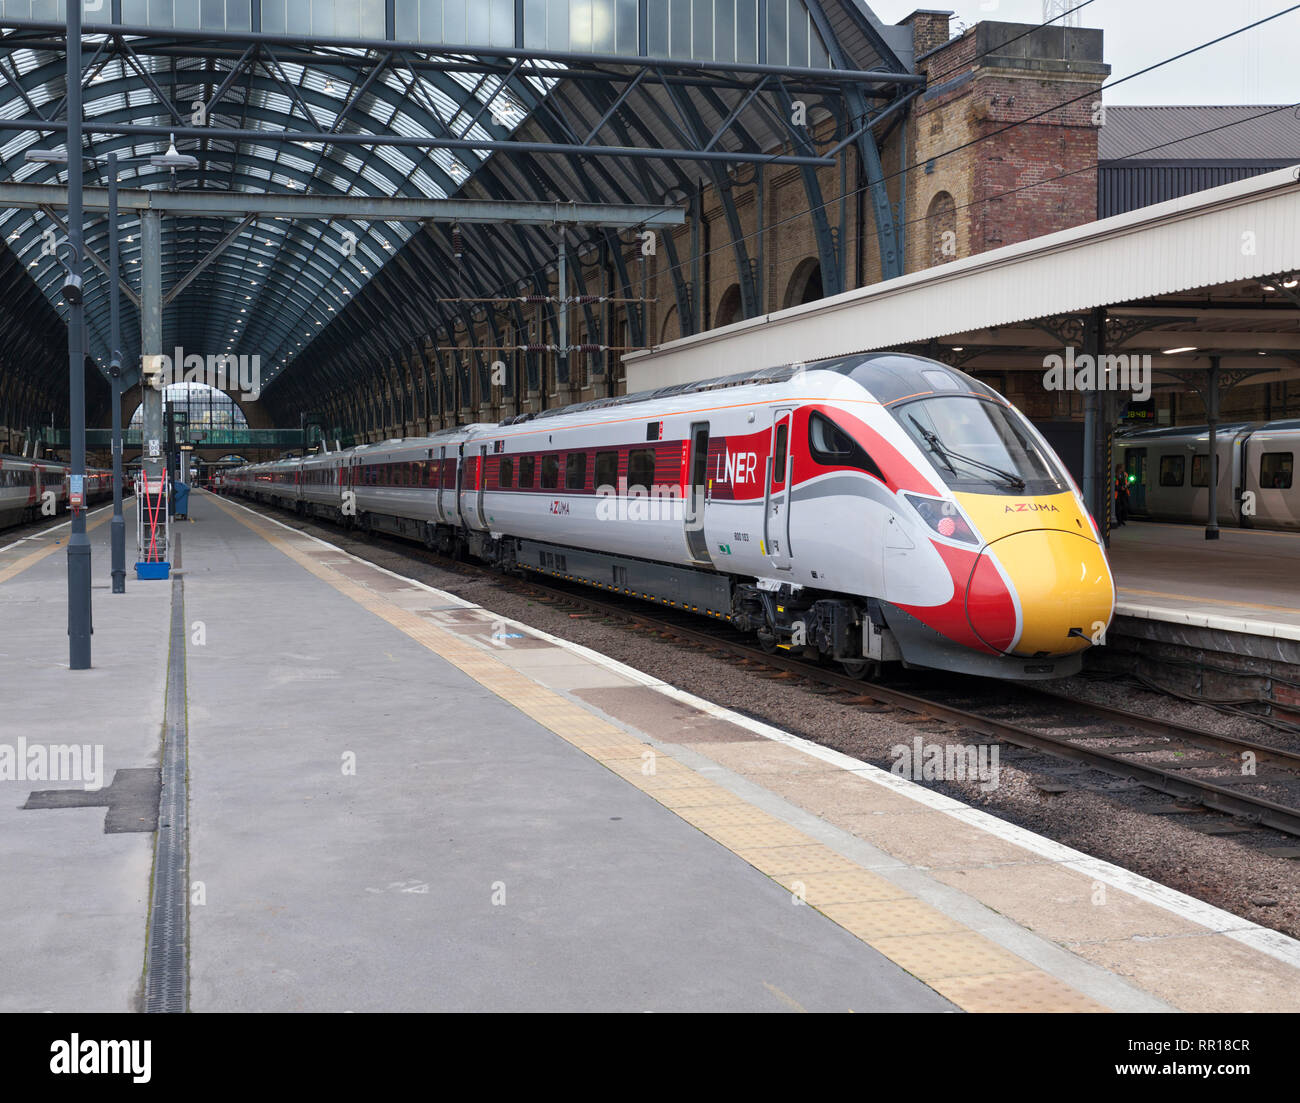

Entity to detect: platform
[4,493,1300,1012]
[1104,523,1300,706]
[0,500,169,1011]
[1110,522,1300,643]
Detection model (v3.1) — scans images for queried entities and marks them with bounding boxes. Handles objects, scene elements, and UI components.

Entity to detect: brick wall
[905,20,1109,274]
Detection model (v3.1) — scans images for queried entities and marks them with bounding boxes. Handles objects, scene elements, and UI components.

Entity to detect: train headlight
[904,493,979,545]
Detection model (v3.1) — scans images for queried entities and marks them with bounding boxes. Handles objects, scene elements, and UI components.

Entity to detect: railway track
[249,498,1300,841]
[512,579,1300,837]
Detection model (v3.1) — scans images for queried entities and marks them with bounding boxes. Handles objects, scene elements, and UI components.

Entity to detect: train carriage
[0,457,118,531]
[298,449,343,517]
[1117,421,1300,530]
[229,353,1117,681]
[337,427,488,547]
[0,455,43,528]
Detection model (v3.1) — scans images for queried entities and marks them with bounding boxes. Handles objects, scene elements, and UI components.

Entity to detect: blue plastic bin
[135,561,171,580]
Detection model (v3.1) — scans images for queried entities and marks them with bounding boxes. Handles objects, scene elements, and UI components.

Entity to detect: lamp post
[65,0,90,670]
[27,136,198,596]
[108,151,125,593]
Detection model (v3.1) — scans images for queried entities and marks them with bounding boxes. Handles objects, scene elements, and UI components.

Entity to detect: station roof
[0,4,920,424]
[1099,105,1300,163]
[626,164,1300,393]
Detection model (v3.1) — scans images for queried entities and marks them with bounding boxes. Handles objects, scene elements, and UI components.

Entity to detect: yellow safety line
[0,507,118,586]
[1119,587,1300,617]
[214,495,1107,1013]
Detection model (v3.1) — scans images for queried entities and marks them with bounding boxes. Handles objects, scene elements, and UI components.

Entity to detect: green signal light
[1127,474,1136,484]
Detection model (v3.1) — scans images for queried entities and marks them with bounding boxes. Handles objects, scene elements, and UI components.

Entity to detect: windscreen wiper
[909,416,1026,490]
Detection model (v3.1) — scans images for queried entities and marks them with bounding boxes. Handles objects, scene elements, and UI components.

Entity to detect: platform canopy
[626,164,1300,391]
[0,1,921,427]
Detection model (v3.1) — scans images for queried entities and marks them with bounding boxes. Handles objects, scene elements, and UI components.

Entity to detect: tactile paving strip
[216,497,1109,1013]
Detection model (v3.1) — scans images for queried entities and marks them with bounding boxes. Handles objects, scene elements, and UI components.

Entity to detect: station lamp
[150,135,199,171]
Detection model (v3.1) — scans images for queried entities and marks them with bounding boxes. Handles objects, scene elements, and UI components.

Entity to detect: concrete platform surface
[0,502,168,1011]
[5,493,1300,1012]
[1110,521,1300,640]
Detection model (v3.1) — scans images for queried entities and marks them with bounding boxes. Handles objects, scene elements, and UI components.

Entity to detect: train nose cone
[967,530,1114,657]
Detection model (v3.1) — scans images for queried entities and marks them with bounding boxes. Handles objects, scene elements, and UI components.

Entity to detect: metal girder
[0,116,837,168]
[0,184,688,227]
[0,17,925,88]
[0,11,922,433]
[163,214,256,306]
[766,80,843,299]
[805,0,907,282]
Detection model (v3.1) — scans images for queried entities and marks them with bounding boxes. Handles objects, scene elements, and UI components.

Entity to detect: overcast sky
[866,0,1298,104]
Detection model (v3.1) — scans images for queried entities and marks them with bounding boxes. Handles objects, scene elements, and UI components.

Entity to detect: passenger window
[627,449,655,489]
[518,455,535,488]
[808,411,885,481]
[773,424,788,484]
[1261,452,1293,489]
[499,458,514,488]
[1191,454,1216,487]
[566,452,588,491]
[541,455,559,489]
[1159,455,1185,487]
[594,450,618,490]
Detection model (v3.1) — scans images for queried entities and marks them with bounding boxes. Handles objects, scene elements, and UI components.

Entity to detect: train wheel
[757,631,779,654]
[840,658,879,681]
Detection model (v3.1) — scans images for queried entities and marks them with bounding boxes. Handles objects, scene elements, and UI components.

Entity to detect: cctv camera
[62,272,83,305]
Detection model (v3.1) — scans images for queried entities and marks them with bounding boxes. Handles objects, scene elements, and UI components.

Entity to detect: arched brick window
[927,192,957,266]
[783,258,823,309]
[715,284,743,329]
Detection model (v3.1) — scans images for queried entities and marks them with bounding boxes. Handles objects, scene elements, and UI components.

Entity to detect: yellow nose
[979,530,1114,656]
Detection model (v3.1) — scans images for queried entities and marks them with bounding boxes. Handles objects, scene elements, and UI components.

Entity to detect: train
[1116,421,1300,530]
[0,456,117,531]
[226,353,1116,681]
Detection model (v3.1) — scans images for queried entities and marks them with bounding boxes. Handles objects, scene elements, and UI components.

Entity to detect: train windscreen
[893,396,1069,496]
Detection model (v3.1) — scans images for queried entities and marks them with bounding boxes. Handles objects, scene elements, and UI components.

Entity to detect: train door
[1240,434,1263,528]
[476,444,489,528]
[453,444,465,526]
[1216,431,1239,524]
[763,408,794,569]
[684,422,713,565]
[434,446,447,523]
[1125,448,1147,513]
[1231,430,1255,525]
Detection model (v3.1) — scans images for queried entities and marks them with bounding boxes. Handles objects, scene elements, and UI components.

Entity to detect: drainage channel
[144,555,189,1013]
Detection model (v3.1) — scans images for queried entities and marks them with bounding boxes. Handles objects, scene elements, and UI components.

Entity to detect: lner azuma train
[1117,421,1300,530]
[228,353,1116,681]
[0,455,115,531]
